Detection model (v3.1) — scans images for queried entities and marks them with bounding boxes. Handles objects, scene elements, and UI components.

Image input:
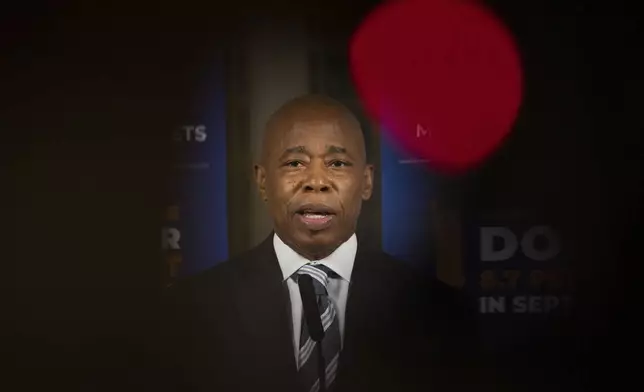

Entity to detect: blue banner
[380,131,436,273]
[162,59,228,282]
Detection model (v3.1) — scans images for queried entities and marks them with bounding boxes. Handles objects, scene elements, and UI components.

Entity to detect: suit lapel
[234,234,298,389]
[343,234,394,338]
[338,238,390,383]
[338,237,416,390]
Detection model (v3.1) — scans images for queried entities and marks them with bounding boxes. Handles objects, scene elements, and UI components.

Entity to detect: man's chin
[292,230,340,258]
[295,228,336,244]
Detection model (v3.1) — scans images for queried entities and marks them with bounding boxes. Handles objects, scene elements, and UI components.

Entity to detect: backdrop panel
[380,130,437,274]
[162,58,229,283]
[463,210,573,352]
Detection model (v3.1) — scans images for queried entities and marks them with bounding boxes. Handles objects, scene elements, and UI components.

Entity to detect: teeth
[303,213,328,219]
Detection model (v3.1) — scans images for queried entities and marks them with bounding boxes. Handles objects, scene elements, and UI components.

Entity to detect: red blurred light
[350,0,523,173]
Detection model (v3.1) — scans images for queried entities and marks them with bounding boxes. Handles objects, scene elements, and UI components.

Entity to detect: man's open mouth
[299,212,331,220]
[296,204,335,218]
[295,204,336,228]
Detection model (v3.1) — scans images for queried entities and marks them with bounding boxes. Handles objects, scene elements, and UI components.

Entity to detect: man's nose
[303,162,331,193]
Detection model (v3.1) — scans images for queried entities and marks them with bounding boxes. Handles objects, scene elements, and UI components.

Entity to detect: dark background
[5,0,639,390]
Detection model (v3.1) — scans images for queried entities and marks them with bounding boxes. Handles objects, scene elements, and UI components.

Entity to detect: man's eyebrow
[284,146,307,155]
[327,145,347,154]
[277,146,306,161]
[279,145,348,157]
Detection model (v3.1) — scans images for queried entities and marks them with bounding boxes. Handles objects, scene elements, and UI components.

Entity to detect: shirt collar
[273,232,357,283]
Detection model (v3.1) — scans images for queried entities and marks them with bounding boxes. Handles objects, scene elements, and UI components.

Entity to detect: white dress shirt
[273,232,357,365]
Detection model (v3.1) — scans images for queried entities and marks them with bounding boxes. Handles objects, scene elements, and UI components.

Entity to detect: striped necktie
[296,264,342,392]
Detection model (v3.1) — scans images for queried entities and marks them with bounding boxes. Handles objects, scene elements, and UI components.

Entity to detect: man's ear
[254,164,268,202]
[361,164,374,200]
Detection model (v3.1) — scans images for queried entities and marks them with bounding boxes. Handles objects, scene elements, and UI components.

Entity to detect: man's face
[256,119,374,257]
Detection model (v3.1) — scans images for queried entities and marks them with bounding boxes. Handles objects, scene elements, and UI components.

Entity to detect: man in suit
[157,94,482,392]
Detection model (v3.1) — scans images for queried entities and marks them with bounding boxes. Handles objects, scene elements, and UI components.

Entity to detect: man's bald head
[254,94,374,260]
[260,94,367,165]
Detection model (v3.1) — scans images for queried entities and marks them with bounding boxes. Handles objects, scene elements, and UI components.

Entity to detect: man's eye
[330,160,350,168]
[285,161,303,167]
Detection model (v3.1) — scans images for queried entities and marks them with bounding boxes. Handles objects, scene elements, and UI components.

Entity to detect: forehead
[272,119,361,151]
[289,120,345,141]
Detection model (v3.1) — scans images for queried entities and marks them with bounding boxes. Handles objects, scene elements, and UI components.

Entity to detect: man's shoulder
[370,250,454,290]
[163,243,263,299]
[377,251,479,344]
[374,250,472,311]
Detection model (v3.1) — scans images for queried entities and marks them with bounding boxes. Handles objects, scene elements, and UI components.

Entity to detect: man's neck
[278,233,353,261]
[293,243,337,261]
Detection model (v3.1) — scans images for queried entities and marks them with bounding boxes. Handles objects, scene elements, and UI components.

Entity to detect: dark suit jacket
[153,234,485,392]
